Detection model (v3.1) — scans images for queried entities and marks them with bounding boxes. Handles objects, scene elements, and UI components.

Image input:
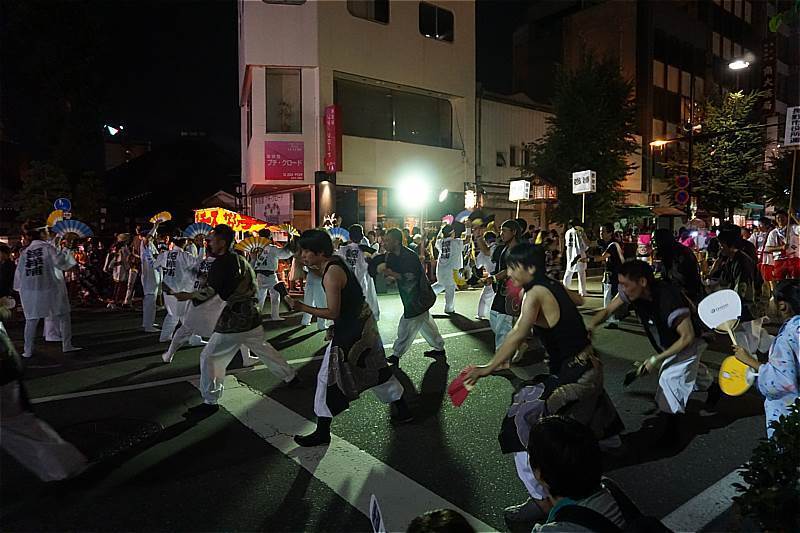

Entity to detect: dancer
[474,229,496,320]
[148,237,200,343]
[335,224,380,320]
[14,224,82,357]
[465,244,623,526]
[140,226,163,333]
[123,232,141,308]
[588,260,715,435]
[370,228,445,367]
[597,223,625,329]
[104,234,130,310]
[475,220,520,349]
[652,228,703,304]
[299,266,328,331]
[251,228,294,321]
[288,229,411,447]
[562,218,588,297]
[431,224,464,314]
[176,225,299,415]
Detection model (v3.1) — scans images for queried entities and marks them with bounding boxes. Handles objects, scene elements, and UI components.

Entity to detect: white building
[238,0,475,229]
[476,91,552,225]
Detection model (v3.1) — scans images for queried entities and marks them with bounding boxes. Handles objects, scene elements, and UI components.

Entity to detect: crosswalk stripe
[191,376,496,532]
[661,469,743,532]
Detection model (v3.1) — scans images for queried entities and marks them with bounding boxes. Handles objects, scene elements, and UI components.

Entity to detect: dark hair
[483,231,496,242]
[385,227,403,243]
[406,509,476,533]
[213,224,236,248]
[601,223,614,233]
[717,229,741,248]
[25,222,45,242]
[528,416,602,499]
[506,243,547,281]
[258,228,272,239]
[441,224,454,236]
[297,229,333,257]
[515,218,527,234]
[0,244,10,255]
[568,218,580,227]
[367,230,376,238]
[349,224,364,242]
[774,280,800,315]
[618,259,655,285]
[775,209,788,217]
[500,219,520,235]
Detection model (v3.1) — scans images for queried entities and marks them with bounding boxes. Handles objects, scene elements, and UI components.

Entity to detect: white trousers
[364,276,381,321]
[163,322,207,362]
[24,314,72,357]
[256,273,281,319]
[656,343,710,414]
[1,381,88,481]
[124,269,139,305]
[200,326,295,404]
[44,317,62,341]
[301,274,328,329]
[314,342,404,418]
[431,269,456,313]
[160,294,189,342]
[142,292,158,329]
[514,451,547,500]
[602,283,619,324]
[391,311,445,358]
[562,262,587,296]
[489,310,514,350]
[477,284,495,318]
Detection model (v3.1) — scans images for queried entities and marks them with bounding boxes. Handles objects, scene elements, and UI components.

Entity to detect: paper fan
[184,222,213,239]
[455,209,473,223]
[47,210,64,227]
[52,220,93,239]
[268,225,282,232]
[235,236,271,254]
[441,214,454,225]
[327,227,350,242]
[279,223,299,237]
[149,211,172,224]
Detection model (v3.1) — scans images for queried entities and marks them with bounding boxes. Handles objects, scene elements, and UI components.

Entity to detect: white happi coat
[435,237,465,284]
[564,227,588,268]
[335,241,379,318]
[140,240,163,295]
[14,240,76,319]
[155,247,202,322]
[182,255,226,338]
[252,244,293,287]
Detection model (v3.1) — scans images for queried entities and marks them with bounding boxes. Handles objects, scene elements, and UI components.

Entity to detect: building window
[266,69,302,133]
[667,65,680,93]
[723,0,732,12]
[347,0,389,24]
[653,60,665,88]
[419,2,454,42]
[723,36,732,60]
[652,119,665,138]
[509,145,518,167]
[695,77,705,100]
[744,1,751,23]
[496,151,506,167]
[712,32,721,57]
[681,71,691,97]
[734,0,742,17]
[733,43,742,59]
[334,78,453,149]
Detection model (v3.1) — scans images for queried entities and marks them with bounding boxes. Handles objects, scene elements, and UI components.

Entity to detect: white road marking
[190,376,496,532]
[28,327,493,404]
[661,469,744,532]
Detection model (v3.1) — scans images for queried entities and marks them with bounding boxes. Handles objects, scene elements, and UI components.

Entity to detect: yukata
[756,315,800,438]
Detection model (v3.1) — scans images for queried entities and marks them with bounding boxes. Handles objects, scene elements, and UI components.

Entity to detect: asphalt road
[1,280,766,532]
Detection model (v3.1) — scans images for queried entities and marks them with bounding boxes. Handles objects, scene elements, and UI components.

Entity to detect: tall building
[238,0,475,229]
[512,0,798,208]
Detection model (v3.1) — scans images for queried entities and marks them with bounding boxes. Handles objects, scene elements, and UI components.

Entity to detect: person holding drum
[733,279,800,438]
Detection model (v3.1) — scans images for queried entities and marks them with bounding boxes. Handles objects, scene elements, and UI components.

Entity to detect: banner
[324,105,342,173]
[265,141,304,181]
[572,170,597,194]
[195,207,269,233]
[252,193,294,224]
[785,106,800,147]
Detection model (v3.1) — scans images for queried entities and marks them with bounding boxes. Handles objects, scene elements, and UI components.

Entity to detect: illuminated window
[266,69,302,133]
[712,32,721,56]
[744,1,752,23]
[667,65,680,93]
[419,2,454,42]
[653,60,665,88]
[347,0,389,24]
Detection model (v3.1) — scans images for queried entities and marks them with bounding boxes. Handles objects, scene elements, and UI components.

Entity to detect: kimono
[757,315,800,438]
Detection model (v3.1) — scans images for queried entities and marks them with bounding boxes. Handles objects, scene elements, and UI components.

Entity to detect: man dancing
[251,228,294,321]
[288,229,411,447]
[175,224,299,415]
[369,228,445,367]
[562,218,588,297]
[335,224,380,320]
[431,224,464,314]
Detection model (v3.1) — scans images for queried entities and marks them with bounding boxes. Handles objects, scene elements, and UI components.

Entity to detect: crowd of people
[1,208,798,532]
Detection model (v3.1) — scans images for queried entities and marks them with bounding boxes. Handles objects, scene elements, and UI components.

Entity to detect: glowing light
[396,173,432,212]
[650,139,670,148]
[438,189,449,202]
[464,190,477,210]
[728,60,750,70]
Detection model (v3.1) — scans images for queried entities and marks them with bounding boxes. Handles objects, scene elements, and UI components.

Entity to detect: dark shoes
[390,399,414,423]
[184,403,220,420]
[386,355,400,366]
[423,349,446,359]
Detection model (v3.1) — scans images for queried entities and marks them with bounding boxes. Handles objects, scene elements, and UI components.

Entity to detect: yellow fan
[279,223,299,237]
[719,356,755,396]
[47,210,64,227]
[149,211,172,224]
[235,236,271,254]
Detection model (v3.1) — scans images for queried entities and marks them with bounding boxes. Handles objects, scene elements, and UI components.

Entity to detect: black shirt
[370,246,433,319]
[620,281,695,353]
[491,243,512,314]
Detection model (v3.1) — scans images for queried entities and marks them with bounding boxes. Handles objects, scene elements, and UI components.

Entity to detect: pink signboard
[264,141,304,181]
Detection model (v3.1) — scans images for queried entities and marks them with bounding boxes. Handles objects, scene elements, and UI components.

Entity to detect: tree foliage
[662,91,768,219]
[763,149,795,211]
[524,54,638,225]
[14,161,72,223]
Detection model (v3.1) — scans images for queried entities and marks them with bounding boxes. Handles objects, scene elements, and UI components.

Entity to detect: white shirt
[435,237,465,271]
[476,243,496,271]
[336,242,369,280]
[140,240,163,294]
[13,240,76,319]
[767,225,800,261]
[251,244,293,273]
[564,227,588,265]
[155,247,201,293]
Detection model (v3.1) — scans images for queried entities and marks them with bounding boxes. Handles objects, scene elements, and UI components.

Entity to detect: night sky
[1,0,529,167]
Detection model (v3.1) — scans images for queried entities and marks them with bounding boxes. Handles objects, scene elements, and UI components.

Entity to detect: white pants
[301,274,328,329]
[124,269,139,305]
[142,291,159,329]
[160,294,189,342]
[391,311,445,358]
[489,310,514,350]
[364,276,381,321]
[1,381,88,482]
[257,273,281,319]
[431,269,457,313]
[656,343,710,414]
[514,451,547,500]
[200,326,296,404]
[314,342,404,417]
[163,322,206,362]
[477,284,495,318]
[44,317,61,341]
[24,314,72,356]
[563,262,587,296]
[602,282,619,323]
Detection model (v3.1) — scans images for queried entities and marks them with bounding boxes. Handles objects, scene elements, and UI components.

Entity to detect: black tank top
[526,276,591,375]
[323,256,365,351]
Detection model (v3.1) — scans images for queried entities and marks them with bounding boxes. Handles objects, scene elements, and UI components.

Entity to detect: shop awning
[653,206,687,217]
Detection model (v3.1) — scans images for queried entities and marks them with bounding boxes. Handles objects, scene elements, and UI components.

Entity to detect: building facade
[238,0,475,230]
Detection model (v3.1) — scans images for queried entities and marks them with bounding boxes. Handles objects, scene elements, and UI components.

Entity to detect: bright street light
[728,59,750,70]
[438,189,449,202]
[649,139,670,148]
[396,173,432,212]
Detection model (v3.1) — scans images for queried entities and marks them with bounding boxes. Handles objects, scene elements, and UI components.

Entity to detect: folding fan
[441,214,454,225]
[52,220,93,239]
[455,209,473,223]
[183,222,213,239]
[235,236,271,254]
[149,211,172,224]
[327,227,350,242]
[47,210,64,227]
[279,223,300,237]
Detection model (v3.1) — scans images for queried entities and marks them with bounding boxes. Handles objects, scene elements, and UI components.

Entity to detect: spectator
[407,509,476,533]
[652,228,703,304]
[0,244,15,299]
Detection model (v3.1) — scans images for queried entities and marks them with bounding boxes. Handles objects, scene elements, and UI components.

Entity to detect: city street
[2,280,764,532]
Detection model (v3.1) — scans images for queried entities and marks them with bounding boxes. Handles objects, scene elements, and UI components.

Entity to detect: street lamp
[728,58,751,91]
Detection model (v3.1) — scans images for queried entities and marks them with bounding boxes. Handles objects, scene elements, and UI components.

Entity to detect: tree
[663,91,768,220]
[73,171,106,227]
[523,54,638,225]
[14,161,71,223]
[763,149,794,211]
